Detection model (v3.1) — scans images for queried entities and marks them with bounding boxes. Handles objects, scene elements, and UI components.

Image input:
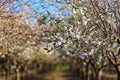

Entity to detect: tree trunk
[114,65,120,80]
[85,65,89,80]
[16,68,20,80]
[3,68,9,80]
[5,70,9,80]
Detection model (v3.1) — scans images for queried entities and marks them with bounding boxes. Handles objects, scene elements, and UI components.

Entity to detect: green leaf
[49,22,53,26]
[109,10,115,14]
[72,5,79,9]
[102,46,107,51]
[50,31,55,36]
[68,16,75,23]
[59,27,65,32]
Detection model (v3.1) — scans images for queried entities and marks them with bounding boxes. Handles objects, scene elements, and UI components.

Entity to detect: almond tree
[39,0,120,80]
[0,1,45,80]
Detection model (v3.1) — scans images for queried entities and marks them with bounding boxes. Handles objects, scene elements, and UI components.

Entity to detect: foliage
[39,0,120,79]
[0,0,120,80]
[0,1,56,80]
[54,63,70,70]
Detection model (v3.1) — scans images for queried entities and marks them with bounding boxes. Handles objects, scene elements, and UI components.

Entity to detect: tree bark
[5,70,9,80]
[16,68,20,80]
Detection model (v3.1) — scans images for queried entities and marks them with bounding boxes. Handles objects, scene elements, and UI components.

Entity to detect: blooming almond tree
[0,1,54,80]
[38,0,120,80]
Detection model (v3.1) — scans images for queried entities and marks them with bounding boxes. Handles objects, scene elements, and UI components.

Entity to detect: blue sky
[6,0,116,25]
[6,0,70,25]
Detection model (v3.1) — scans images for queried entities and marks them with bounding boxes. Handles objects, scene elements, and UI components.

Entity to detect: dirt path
[42,70,79,80]
[0,70,80,80]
